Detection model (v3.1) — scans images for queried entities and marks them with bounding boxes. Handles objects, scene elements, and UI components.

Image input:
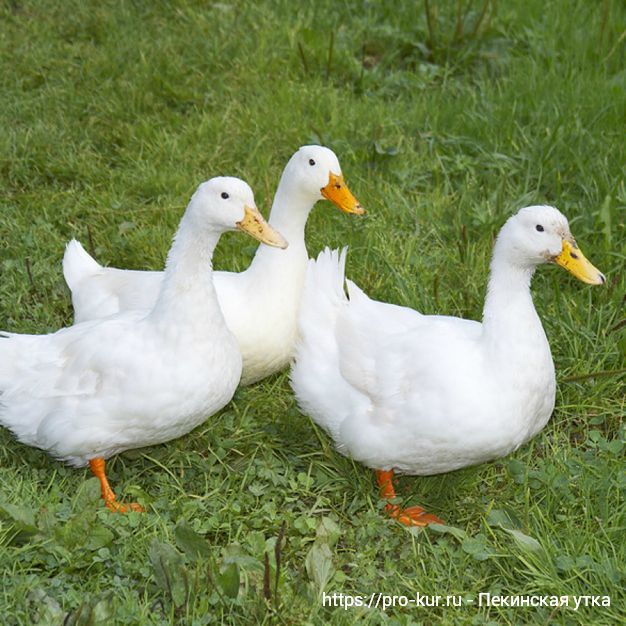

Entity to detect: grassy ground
[0,0,625,623]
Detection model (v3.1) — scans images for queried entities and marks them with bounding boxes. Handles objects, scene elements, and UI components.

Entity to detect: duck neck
[250,180,313,268]
[481,252,546,352]
[149,216,223,327]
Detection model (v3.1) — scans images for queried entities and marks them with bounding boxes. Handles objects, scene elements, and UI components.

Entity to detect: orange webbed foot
[376,470,443,527]
[104,499,145,514]
[89,458,144,514]
[392,505,444,527]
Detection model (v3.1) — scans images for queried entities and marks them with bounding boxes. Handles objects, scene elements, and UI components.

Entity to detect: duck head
[282,145,365,215]
[189,177,288,248]
[496,205,605,285]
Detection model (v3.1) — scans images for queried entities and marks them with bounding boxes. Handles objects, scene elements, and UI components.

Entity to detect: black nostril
[570,252,579,259]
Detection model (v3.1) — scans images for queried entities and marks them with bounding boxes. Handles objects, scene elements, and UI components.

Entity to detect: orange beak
[236,205,288,249]
[554,239,605,286]
[320,172,365,215]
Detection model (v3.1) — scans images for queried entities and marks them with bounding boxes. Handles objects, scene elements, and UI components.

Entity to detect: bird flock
[0,145,605,525]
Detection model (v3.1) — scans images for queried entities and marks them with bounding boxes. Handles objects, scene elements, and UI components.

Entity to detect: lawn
[0,0,624,624]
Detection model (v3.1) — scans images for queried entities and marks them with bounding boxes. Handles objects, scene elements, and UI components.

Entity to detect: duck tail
[298,247,348,329]
[63,239,102,292]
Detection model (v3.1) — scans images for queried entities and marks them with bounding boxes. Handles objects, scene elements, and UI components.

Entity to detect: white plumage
[291,206,605,525]
[62,146,364,385]
[0,176,286,510]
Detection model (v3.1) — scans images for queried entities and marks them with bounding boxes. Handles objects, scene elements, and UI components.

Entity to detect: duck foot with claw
[376,470,443,527]
[89,458,144,513]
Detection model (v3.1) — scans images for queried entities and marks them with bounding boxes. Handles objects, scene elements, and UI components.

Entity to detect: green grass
[1,0,625,623]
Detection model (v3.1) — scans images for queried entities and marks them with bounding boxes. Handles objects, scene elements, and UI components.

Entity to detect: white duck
[0,177,286,512]
[62,146,364,385]
[291,206,605,526]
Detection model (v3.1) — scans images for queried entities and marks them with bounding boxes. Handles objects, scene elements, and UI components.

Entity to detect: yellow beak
[554,239,605,285]
[320,172,365,215]
[236,206,288,249]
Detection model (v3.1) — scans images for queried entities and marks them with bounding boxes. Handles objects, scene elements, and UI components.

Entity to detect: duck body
[0,177,285,481]
[292,206,604,485]
[64,232,306,387]
[63,146,364,385]
[64,253,163,321]
[0,303,240,467]
[292,250,554,476]
[212,240,308,385]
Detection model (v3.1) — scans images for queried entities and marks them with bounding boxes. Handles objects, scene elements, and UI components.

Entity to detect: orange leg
[89,458,143,513]
[375,469,443,527]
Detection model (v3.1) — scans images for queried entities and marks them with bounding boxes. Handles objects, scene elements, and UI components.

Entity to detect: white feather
[62,146,361,385]
[290,206,597,476]
[0,177,262,467]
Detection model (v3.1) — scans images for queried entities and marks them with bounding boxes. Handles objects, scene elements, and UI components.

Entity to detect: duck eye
[308,158,315,166]
[221,192,229,199]
[536,224,544,232]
